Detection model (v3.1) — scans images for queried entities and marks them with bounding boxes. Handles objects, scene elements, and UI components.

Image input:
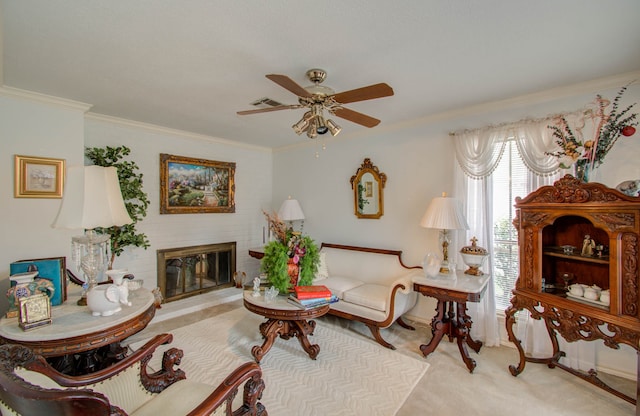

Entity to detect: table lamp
[52,166,132,304]
[278,196,305,232]
[420,192,469,274]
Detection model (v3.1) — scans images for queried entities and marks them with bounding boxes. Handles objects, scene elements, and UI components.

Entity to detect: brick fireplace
[156,242,236,303]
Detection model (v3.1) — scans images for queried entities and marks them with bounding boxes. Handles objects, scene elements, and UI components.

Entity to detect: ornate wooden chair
[0,333,266,416]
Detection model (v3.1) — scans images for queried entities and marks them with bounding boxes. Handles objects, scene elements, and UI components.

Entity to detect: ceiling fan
[237,69,394,138]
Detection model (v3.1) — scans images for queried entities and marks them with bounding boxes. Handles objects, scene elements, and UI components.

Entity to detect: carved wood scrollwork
[592,213,635,231]
[140,347,187,393]
[510,295,640,350]
[523,228,535,289]
[515,175,632,205]
[622,233,639,318]
[521,212,551,228]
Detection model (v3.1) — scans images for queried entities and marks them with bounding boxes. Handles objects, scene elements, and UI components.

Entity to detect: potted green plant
[261,211,320,293]
[85,145,150,269]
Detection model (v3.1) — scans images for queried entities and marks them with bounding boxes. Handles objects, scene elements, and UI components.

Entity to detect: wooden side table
[243,290,329,363]
[0,286,156,375]
[413,271,490,373]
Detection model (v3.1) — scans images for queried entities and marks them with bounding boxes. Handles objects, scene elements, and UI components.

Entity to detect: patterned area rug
[131,307,429,416]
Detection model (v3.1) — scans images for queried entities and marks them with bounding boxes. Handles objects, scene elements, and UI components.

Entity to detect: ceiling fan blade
[265,74,312,98]
[331,83,394,104]
[332,107,381,128]
[237,105,300,115]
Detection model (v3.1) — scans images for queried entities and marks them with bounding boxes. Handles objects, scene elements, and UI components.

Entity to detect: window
[490,139,560,310]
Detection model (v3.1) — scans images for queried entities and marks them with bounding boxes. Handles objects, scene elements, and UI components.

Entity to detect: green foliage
[85,145,150,268]
[260,235,320,293]
[298,235,319,286]
[261,241,290,293]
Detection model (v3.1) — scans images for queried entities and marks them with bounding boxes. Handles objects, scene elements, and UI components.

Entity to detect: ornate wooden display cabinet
[505,175,640,405]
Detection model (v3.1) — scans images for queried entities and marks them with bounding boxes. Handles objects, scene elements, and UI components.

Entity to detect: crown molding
[0,86,93,112]
[85,112,272,153]
[394,70,640,131]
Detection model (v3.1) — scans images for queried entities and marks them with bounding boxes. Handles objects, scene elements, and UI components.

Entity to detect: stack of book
[288,285,338,310]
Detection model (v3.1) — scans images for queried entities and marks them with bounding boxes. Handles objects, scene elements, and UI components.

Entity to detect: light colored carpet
[130,307,429,416]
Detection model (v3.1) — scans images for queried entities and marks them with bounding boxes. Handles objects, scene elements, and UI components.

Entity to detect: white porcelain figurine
[88,269,132,317]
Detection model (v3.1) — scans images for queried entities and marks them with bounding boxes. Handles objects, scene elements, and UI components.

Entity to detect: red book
[294,285,332,299]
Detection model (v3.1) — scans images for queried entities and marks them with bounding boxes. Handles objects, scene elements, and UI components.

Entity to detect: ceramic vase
[287,258,299,290]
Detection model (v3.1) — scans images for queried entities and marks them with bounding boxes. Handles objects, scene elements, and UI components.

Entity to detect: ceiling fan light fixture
[316,115,328,135]
[326,119,342,136]
[306,127,318,139]
[292,111,313,135]
[307,118,319,138]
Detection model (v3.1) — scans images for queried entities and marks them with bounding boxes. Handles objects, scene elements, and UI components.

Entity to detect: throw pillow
[315,252,329,280]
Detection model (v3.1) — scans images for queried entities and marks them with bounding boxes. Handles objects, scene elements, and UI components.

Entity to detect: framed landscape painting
[160,153,236,214]
[14,155,65,198]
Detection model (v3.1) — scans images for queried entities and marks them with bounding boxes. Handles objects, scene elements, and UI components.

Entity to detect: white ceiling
[3,1,640,149]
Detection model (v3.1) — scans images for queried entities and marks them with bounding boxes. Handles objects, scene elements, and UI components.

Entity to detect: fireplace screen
[157,242,236,303]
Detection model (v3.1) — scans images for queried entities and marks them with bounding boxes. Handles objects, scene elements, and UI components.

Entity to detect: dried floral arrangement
[546,85,637,173]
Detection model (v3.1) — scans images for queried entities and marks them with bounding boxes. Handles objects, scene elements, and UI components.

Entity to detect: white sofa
[314,243,421,349]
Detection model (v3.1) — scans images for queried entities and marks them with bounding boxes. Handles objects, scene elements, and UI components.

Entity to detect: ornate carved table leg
[420,299,448,357]
[252,318,288,363]
[454,301,482,373]
[505,302,527,376]
[290,319,321,360]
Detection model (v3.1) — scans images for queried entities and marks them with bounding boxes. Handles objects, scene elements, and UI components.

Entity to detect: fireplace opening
[157,242,236,303]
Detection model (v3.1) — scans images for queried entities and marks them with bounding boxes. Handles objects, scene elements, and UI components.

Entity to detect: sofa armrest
[185,362,265,416]
[390,271,422,296]
[25,333,181,390]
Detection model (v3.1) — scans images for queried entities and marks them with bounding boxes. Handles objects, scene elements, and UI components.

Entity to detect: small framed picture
[14,155,65,198]
[18,293,52,331]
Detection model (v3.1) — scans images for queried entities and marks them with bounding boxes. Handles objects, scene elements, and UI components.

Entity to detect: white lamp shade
[278,197,305,221]
[420,194,469,230]
[52,165,133,230]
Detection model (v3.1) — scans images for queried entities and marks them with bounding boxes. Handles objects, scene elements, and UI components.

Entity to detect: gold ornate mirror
[350,158,386,219]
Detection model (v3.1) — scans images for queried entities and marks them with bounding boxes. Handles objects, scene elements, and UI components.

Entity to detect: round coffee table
[243,290,329,363]
[0,287,156,375]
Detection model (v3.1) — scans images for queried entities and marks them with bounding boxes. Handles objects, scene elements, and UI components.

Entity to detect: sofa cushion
[131,380,220,416]
[342,284,388,312]
[321,276,364,298]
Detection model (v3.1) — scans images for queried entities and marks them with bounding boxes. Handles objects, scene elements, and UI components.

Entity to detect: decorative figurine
[252,277,261,297]
[581,234,595,256]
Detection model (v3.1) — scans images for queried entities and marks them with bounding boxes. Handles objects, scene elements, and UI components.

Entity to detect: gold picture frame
[160,153,236,214]
[18,293,52,331]
[14,155,65,198]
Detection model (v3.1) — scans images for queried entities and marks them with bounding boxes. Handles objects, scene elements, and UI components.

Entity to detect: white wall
[0,89,89,313]
[84,115,273,290]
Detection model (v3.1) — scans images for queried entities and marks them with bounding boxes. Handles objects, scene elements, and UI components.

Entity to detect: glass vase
[573,159,591,182]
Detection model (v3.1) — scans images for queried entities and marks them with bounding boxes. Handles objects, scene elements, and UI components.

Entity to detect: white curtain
[452,120,594,370]
[453,169,500,346]
[453,119,561,179]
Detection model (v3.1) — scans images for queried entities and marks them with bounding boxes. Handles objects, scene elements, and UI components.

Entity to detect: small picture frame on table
[18,293,52,331]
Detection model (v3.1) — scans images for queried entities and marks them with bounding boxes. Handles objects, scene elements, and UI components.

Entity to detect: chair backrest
[0,344,118,416]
